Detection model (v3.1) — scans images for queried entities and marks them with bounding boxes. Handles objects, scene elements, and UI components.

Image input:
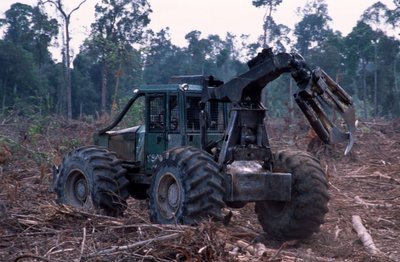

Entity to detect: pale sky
[0,0,398,61]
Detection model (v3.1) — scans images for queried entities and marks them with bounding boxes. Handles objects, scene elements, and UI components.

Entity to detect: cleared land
[0,116,399,261]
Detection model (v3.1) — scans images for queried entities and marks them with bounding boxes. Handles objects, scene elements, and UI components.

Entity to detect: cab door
[145,94,166,171]
[184,95,202,147]
[166,93,184,149]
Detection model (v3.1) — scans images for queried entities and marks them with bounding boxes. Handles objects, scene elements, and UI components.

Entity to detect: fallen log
[352,215,380,255]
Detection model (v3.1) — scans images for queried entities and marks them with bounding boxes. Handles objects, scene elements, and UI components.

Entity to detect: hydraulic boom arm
[202,48,356,156]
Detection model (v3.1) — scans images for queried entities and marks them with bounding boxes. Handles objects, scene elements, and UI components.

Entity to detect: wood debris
[1,117,400,261]
[352,215,381,255]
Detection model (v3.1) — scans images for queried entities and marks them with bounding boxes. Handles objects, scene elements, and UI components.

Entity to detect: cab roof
[138,84,203,93]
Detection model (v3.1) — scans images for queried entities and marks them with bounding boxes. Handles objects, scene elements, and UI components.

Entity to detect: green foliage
[58,138,81,156]
[29,6,59,67]
[252,0,283,8]
[0,3,58,116]
[143,29,247,84]
[0,0,399,120]
[386,0,400,27]
[142,28,186,83]
[294,0,332,55]
[71,50,100,116]
[0,40,41,112]
[82,0,151,113]
[1,3,33,47]
[264,75,292,117]
[1,3,58,65]
[251,0,286,50]
[118,95,145,128]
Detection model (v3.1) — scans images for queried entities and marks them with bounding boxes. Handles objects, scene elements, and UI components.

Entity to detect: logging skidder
[53,47,356,240]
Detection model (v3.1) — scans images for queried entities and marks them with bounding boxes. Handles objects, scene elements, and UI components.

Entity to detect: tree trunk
[373,43,378,116]
[2,94,5,116]
[394,59,398,93]
[262,4,273,48]
[40,0,88,119]
[362,61,368,119]
[289,77,294,121]
[65,18,72,120]
[101,63,108,114]
[111,61,123,116]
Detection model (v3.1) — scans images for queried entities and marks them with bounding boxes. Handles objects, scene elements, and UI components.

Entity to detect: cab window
[148,95,165,132]
[186,96,201,132]
[169,95,179,132]
[208,101,225,132]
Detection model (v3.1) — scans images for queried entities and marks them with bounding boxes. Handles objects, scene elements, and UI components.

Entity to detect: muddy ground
[0,115,399,261]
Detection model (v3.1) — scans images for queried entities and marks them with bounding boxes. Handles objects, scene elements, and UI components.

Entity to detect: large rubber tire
[255,150,329,240]
[55,146,130,216]
[149,146,225,225]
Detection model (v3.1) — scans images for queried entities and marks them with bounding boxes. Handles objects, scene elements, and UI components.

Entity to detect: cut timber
[352,215,381,255]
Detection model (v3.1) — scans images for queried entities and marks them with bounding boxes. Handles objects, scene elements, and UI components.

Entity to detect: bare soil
[0,116,399,261]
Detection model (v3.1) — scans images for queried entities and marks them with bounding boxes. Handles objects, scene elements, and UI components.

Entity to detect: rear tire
[55,146,130,216]
[255,150,329,240]
[149,146,225,224]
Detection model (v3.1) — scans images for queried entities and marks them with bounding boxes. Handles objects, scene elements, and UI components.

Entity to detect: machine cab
[143,83,228,172]
[94,77,228,174]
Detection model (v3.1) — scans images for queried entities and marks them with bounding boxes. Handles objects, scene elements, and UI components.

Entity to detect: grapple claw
[294,68,356,155]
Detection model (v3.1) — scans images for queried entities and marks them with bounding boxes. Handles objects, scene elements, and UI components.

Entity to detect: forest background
[0,0,399,122]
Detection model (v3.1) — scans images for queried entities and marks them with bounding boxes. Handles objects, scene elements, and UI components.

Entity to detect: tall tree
[344,22,373,118]
[251,0,283,48]
[0,3,33,47]
[0,3,58,67]
[184,30,211,74]
[71,50,98,117]
[39,0,87,120]
[0,40,40,113]
[361,1,399,116]
[86,0,151,114]
[386,0,400,27]
[362,2,389,32]
[30,6,59,68]
[0,3,59,115]
[265,19,291,52]
[143,28,186,84]
[294,0,332,55]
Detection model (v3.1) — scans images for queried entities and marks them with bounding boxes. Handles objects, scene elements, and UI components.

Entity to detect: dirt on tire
[255,149,329,240]
[149,146,225,224]
[55,145,130,216]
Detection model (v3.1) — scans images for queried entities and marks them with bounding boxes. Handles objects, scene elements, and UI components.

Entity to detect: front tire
[149,146,225,225]
[55,146,130,216]
[255,150,329,240]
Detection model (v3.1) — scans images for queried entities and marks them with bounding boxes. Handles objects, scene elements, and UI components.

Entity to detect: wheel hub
[167,183,179,207]
[75,178,88,201]
[65,170,89,207]
[157,173,181,219]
